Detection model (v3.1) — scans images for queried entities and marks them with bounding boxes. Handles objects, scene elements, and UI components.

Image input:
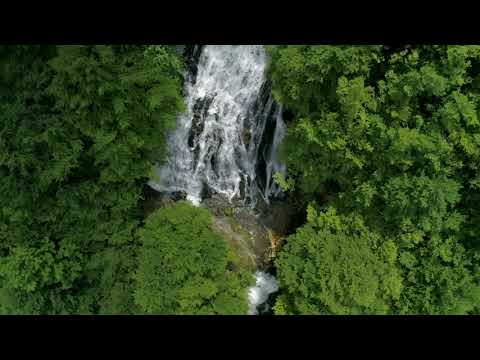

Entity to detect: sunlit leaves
[275,208,402,315]
[269,45,480,314]
[134,202,252,315]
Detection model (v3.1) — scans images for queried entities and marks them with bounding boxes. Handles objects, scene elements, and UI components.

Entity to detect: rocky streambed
[142,185,305,314]
[144,186,299,269]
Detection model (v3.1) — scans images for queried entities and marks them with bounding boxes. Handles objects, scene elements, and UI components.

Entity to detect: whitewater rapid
[148,45,286,206]
[248,271,279,315]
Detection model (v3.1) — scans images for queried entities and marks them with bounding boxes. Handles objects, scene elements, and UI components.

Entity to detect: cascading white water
[148,45,286,206]
[248,271,279,315]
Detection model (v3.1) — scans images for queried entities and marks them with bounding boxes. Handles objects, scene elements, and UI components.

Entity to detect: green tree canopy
[269,45,480,314]
[275,206,402,315]
[134,201,252,315]
[0,45,185,314]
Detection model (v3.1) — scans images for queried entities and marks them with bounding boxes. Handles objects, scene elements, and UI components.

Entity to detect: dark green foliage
[0,45,184,314]
[269,45,480,314]
[275,207,402,315]
[134,201,252,315]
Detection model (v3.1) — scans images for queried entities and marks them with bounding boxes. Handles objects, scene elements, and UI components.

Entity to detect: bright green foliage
[269,45,480,314]
[0,45,185,314]
[134,202,252,315]
[275,207,402,314]
[267,45,382,116]
[273,172,295,192]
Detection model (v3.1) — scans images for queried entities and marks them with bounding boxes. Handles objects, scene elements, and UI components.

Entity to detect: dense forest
[1,45,479,314]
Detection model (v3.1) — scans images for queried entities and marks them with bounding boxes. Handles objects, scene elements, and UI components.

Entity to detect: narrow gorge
[147,45,288,314]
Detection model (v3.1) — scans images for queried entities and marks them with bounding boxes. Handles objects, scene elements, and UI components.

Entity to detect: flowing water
[248,271,279,315]
[148,45,284,314]
[148,45,286,206]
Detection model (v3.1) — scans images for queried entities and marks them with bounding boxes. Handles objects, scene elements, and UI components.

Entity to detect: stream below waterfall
[148,45,286,315]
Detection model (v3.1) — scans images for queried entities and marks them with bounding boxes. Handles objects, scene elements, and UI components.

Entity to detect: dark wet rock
[142,185,166,217]
[208,133,223,178]
[200,182,214,199]
[188,99,207,148]
[282,107,295,123]
[171,191,187,202]
[142,183,205,218]
[239,175,246,200]
[183,45,204,85]
[257,196,307,237]
[202,194,232,216]
[242,128,251,148]
[142,186,179,216]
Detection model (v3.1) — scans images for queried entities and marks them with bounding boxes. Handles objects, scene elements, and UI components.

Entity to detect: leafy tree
[0,45,185,314]
[269,45,480,314]
[134,201,252,315]
[275,206,402,315]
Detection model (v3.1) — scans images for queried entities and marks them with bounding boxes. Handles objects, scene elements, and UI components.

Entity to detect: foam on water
[148,45,286,206]
[248,271,279,315]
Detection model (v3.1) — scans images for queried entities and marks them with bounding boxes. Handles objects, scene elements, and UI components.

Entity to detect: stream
[148,45,286,315]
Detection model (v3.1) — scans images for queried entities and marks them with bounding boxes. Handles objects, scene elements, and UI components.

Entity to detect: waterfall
[148,45,286,206]
[148,45,284,315]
